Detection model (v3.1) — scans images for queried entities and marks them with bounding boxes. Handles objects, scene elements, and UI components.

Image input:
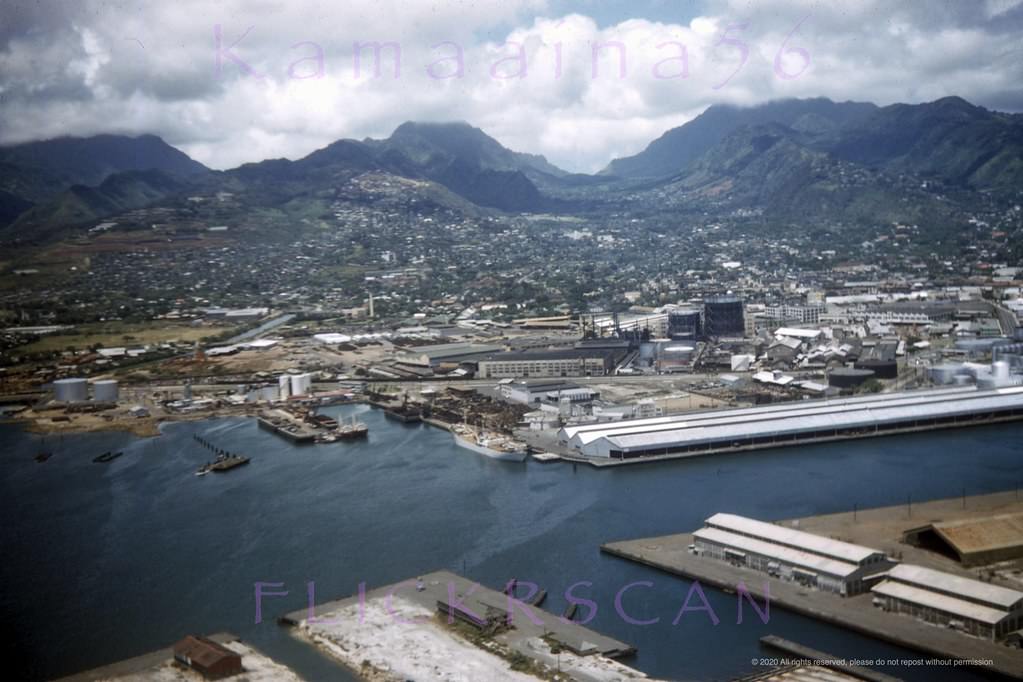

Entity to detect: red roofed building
[172,635,242,679]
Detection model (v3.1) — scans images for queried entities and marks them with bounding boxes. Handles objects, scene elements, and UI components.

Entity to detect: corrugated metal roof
[706,513,881,564]
[872,580,1008,625]
[595,386,1023,452]
[559,385,981,446]
[887,564,1023,609]
[694,527,860,578]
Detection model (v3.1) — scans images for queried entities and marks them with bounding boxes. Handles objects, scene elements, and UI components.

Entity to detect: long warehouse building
[871,564,1023,640]
[559,386,1023,460]
[693,513,891,596]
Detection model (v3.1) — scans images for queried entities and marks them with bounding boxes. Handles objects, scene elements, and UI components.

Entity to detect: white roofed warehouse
[871,564,1023,640]
[691,514,891,596]
[557,386,1023,460]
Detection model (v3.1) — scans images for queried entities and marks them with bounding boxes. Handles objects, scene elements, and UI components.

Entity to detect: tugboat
[337,414,369,439]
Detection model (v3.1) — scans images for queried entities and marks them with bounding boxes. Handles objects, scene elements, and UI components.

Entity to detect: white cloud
[0,0,1020,173]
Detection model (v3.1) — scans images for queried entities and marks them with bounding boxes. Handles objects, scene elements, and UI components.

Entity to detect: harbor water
[2,404,1021,681]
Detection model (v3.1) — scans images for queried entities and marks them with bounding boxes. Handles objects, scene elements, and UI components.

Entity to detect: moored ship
[451,424,527,462]
[337,414,369,439]
[196,453,250,476]
[383,395,422,423]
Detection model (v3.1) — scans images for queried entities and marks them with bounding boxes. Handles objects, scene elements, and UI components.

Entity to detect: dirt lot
[20,321,235,353]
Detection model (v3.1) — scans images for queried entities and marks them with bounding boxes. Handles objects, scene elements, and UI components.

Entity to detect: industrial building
[478,347,622,379]
[763,304,827,325]
[395,342,504,367]
[667,309,702,340]
[904,513,1023,567]
[871,564,1023,640]
[558,386,1023,460]
[854,340,899,379]
[53,377,88,403]
[692,513,889,596]
[499,379,598,406]
[703,294,745,338]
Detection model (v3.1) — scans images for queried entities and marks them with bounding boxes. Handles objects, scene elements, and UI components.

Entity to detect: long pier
[600,534,1023,680]
[757,636,904,682]
[282,569,636,659]
[256,414,316,443]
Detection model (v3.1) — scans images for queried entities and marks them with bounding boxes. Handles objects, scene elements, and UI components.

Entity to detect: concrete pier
[257,412,316,443]
[283,569,634,658]
[282,570,642,681]
[758,635,904,682]
[600,535,1023,680]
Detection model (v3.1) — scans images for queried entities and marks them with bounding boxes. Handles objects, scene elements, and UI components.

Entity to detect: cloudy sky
[2,0,1022,172]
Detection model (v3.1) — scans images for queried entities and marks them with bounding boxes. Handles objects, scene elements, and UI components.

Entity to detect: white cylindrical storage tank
[291,373,312,396]
[278,375,291,399]
[993,361,1010,382]
[929,364,960,385]
[54,378,88,402]
[93,379,119,402]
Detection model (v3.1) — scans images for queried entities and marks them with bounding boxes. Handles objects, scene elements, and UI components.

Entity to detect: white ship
[451,425,528,462]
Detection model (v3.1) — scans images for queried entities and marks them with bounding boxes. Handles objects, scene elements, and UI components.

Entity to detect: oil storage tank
[828,368,875,389]
[703,295,744,338]
[92,379,119,402]
[54,378,88,402]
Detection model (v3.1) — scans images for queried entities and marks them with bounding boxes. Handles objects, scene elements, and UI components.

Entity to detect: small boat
[528,589,547,607]
[35,435,52,463]
[504,579,517,595]
[562,603,578,621]
[92,451,123,463]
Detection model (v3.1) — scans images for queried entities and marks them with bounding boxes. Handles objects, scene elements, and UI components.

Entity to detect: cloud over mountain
[1,0,1021,172]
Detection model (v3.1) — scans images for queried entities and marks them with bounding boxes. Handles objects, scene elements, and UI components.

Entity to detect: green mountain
[2,170,187,244]
[826,96,1023,190]
[601,98,877,179]
[221,122,553,212]
[0,134,209,232]
[0,134,208,191]
[378,121,566,178]
[0,98,1018,246]
[645,122,963,229]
